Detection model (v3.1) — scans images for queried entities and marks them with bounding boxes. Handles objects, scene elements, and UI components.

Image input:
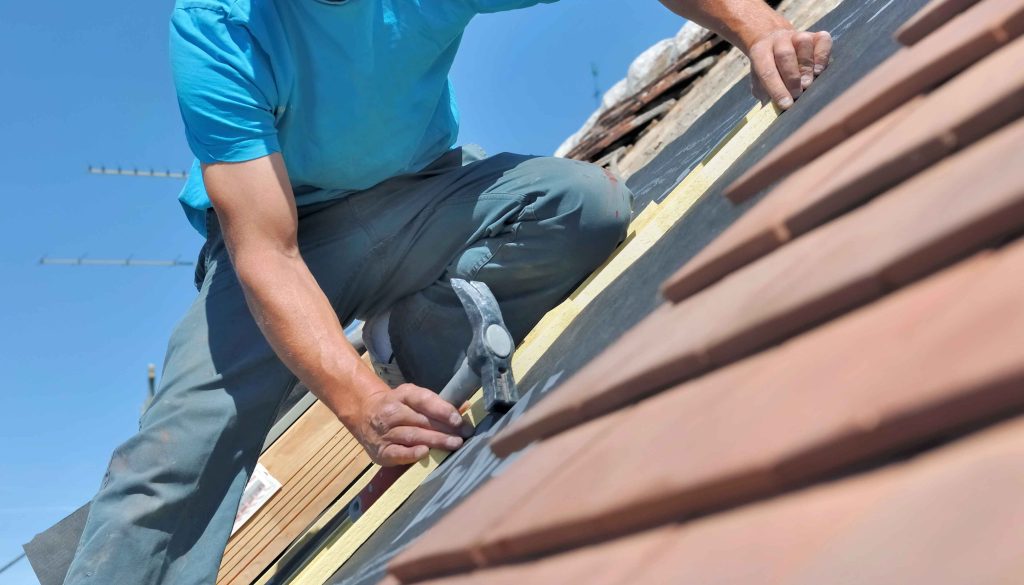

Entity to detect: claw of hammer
[438,279,519,413]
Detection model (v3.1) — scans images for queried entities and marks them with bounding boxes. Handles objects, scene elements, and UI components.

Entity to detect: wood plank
[222,440,368,585]
[724,0,1024,203]
[219,403,344,571]
[896,0,986,45]
[479,237,1024,564]
[215,398,371,585]
[252,461,380,585]
[223,433,351,572]
[261,390,317,452]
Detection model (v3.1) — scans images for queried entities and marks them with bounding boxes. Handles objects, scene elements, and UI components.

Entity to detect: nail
[446,436,463,450]
[450,412,463,426]
[802,74,813,87]
[814,64,824,75]
[779,97,794,109]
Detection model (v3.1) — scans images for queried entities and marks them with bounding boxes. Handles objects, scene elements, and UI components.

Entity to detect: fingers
[379,444,429,466]
[813,31,833,76]
[387,425,463,452]
[397,384,465,430]
[773,33,803,102]
[750,39,794,109]
[793,31,816,90]
[749,29,834,110]
[380,397,468,437]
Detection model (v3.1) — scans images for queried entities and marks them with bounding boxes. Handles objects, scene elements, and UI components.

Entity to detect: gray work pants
[64,149,632,584]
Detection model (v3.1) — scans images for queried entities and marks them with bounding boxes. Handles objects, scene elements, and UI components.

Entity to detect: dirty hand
[351,383,470,466]
[748,29,833,110]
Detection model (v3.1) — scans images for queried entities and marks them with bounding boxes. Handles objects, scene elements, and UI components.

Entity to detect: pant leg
[64,202,378,585]
[383,154,633,391]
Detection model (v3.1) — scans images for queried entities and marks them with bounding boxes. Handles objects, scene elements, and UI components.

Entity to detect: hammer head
[450,279,519,413]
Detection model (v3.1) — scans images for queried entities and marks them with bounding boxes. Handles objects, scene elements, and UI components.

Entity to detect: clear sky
[0,1,683,581]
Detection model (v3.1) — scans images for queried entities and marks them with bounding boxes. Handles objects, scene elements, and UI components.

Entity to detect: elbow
[229,237,302,286]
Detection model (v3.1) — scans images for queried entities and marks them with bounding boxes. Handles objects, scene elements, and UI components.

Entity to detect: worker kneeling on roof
[65,0,831,582]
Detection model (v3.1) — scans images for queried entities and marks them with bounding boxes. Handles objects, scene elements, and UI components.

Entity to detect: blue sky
[0,1,683,581]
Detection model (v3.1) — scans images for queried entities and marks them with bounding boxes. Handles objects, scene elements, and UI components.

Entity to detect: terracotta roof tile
[495,114,1024,456]
[449,238,1024,570]
[780,418,1024,585]
[724,0,1024,203]
[663,35,1024,302]
[660,99,923,303]
[404,414,1024,585]
[388,412,624,582]
[896,0,985,45]
[402,527,676,585]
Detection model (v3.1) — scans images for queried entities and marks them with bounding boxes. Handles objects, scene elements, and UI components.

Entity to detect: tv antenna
[39,163,195,269]
[87,165,189,180]
[39,255,194,268]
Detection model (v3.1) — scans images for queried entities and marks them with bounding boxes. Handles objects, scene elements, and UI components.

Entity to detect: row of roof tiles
[381,0,1024,582]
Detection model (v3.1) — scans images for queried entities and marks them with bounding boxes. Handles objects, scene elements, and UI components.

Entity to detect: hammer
[438,279,520,413]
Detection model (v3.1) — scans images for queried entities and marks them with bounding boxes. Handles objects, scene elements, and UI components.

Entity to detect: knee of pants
[534,158,633,273]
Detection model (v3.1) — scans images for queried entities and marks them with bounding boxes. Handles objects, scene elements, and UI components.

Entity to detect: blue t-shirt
[170,0,557,235]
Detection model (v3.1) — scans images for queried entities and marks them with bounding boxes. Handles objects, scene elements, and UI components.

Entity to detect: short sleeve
[471,0,559,14]
[169,7,280,164]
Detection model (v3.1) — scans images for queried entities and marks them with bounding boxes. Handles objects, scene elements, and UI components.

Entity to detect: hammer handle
[438,358,480,407]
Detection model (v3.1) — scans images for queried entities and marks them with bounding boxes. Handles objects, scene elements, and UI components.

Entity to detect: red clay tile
[635,416,1024,585]
[781,418,1024,585]
[724,0,1024,203]
[661,100,923,304]
[708,115,1024,364]
[479,239,1024,563]
[666,35,1024,304]
[425,416,1024,585]
[401,526,678,585]
[897,0,986,46]
[499,114,1024,456]
[388,411,623,583]
[625,466,901,585]
[491,303,710,457]
[786,34,1024,232]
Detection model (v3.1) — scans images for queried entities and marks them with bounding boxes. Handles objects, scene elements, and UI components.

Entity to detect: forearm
[232,246,384,427]
[658,0,791,53]
[202,153,464,467]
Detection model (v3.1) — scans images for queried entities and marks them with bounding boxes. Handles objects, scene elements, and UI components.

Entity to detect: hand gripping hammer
[437,279,520,413]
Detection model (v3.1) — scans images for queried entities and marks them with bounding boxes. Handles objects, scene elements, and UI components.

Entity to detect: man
[66,1,832,583]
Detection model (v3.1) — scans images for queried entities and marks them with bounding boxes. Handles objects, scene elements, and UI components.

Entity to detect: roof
[349,0,1024,582]
[30,0,1024,583]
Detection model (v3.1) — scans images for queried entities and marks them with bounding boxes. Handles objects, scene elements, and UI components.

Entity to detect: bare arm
[660,0,833,109]
[202,154,467,466]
